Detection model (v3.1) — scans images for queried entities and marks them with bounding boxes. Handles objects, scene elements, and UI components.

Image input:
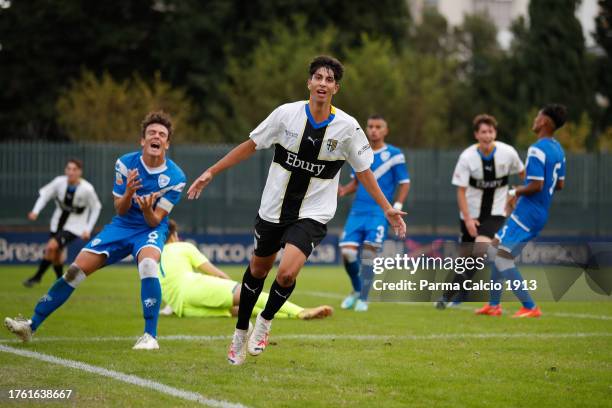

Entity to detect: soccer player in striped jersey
[338,115,410,312]
[476,104,567,318]
[436,114,524,309]
[23,159,101,287]
[187,56,406,365]
[5,111,186,349]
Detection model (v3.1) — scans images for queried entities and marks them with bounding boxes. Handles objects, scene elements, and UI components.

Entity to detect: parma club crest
[326,139,338,152]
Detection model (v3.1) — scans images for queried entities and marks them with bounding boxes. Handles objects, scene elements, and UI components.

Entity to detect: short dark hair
[141,110,173,139]
[541,104,568,130]
[66,158,83,169]
[367,114,386,122]
[473,114,498,132]
[309,55,344,82]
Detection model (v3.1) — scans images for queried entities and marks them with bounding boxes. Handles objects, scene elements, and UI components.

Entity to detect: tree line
[1,0,610,151]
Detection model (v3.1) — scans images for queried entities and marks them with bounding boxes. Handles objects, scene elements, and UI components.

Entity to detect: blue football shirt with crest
[112,151,186,229]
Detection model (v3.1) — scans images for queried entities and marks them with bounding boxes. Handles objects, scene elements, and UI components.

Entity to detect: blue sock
[489,265,503,306]
[344,259,362,292]
[31,278,75,331]
[141,277,161,337]
[500,266,535,309]
[359,262,374,301]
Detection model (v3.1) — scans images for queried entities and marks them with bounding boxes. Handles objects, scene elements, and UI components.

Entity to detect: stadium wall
[0,142,610,238]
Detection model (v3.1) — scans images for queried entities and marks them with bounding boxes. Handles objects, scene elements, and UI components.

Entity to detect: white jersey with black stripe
[451,142,524,220]
[250,101,374,224]
[31,175,102,236]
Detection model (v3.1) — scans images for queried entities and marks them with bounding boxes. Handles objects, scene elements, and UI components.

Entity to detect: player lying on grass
[5,111,186,350]
[187,56,406,365]
[159,220,333,320]
[476,104,567,318]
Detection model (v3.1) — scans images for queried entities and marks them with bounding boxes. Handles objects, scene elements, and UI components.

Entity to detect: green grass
[0,265,610,408]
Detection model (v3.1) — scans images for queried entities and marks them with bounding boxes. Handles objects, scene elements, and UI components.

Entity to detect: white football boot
[4,316,33,342]
[354,299,369,312]
[247,313,272,356]
[341,292,359,309]
[227,322,253,365]
[132,333,159,350]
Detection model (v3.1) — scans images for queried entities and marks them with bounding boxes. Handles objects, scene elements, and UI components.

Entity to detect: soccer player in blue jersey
[338,114,410,312]
[5,111,186,349]
[475,104,567,318]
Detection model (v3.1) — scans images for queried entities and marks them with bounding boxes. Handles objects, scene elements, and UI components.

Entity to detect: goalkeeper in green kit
[159,220,333,320]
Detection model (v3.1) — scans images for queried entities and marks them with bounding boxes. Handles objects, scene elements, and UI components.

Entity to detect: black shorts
[253,215,327,258]
[50,230,78,249]
[459,215,505,243]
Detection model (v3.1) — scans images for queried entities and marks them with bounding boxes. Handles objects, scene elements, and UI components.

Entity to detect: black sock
[31,259,52,281]
[442,265,476,302]
[236,266,266,330]
[53,264,63,278]
[261,279,296,321]
[443,266,477,302]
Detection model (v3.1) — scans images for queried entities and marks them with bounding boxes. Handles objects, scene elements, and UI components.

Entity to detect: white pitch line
[297,290,612,320]
[0,344,248,408]
[1,332,610,344]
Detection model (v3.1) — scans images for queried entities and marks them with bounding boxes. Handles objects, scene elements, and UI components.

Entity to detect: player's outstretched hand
[126,169,142,194]
[27,212,37,221]
[385,208,407,239]
[187,170,213,200]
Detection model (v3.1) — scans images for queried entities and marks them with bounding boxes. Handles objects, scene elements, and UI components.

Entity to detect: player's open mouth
[316,89,326,96]
[150,142,161,151]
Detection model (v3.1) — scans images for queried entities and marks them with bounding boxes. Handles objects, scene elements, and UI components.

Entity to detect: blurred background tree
[0,0,609,150]
[56,71,198,142]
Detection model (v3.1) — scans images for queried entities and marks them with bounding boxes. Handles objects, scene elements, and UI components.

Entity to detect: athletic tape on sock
[63,264,86,288]
[361,247,377,266]
[494,256,515,272]
[341,247,358,263]
[138,258,159,279]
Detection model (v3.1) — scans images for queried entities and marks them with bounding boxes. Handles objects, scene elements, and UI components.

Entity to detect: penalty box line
[0,344,248,408]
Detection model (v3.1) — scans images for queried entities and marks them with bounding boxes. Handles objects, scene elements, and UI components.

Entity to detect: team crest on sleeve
[158,174,170,188]
[115,172,123,185]
[381,151,391,161]
[326,139,338,152]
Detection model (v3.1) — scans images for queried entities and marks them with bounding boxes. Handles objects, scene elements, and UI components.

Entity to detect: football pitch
[0,265,610,408]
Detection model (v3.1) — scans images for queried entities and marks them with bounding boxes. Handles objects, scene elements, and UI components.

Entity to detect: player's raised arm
[114,169,142,215]
[355,169,406,238]
[29,176,60,221]
[187,139,258,200]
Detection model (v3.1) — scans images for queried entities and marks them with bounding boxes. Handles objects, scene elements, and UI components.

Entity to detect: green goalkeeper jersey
[160,241,209,316]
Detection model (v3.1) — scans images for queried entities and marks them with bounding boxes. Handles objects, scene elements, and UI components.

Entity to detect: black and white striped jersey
[451,142,524,220]
[31,176,102,235]
[250,101,373,224]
